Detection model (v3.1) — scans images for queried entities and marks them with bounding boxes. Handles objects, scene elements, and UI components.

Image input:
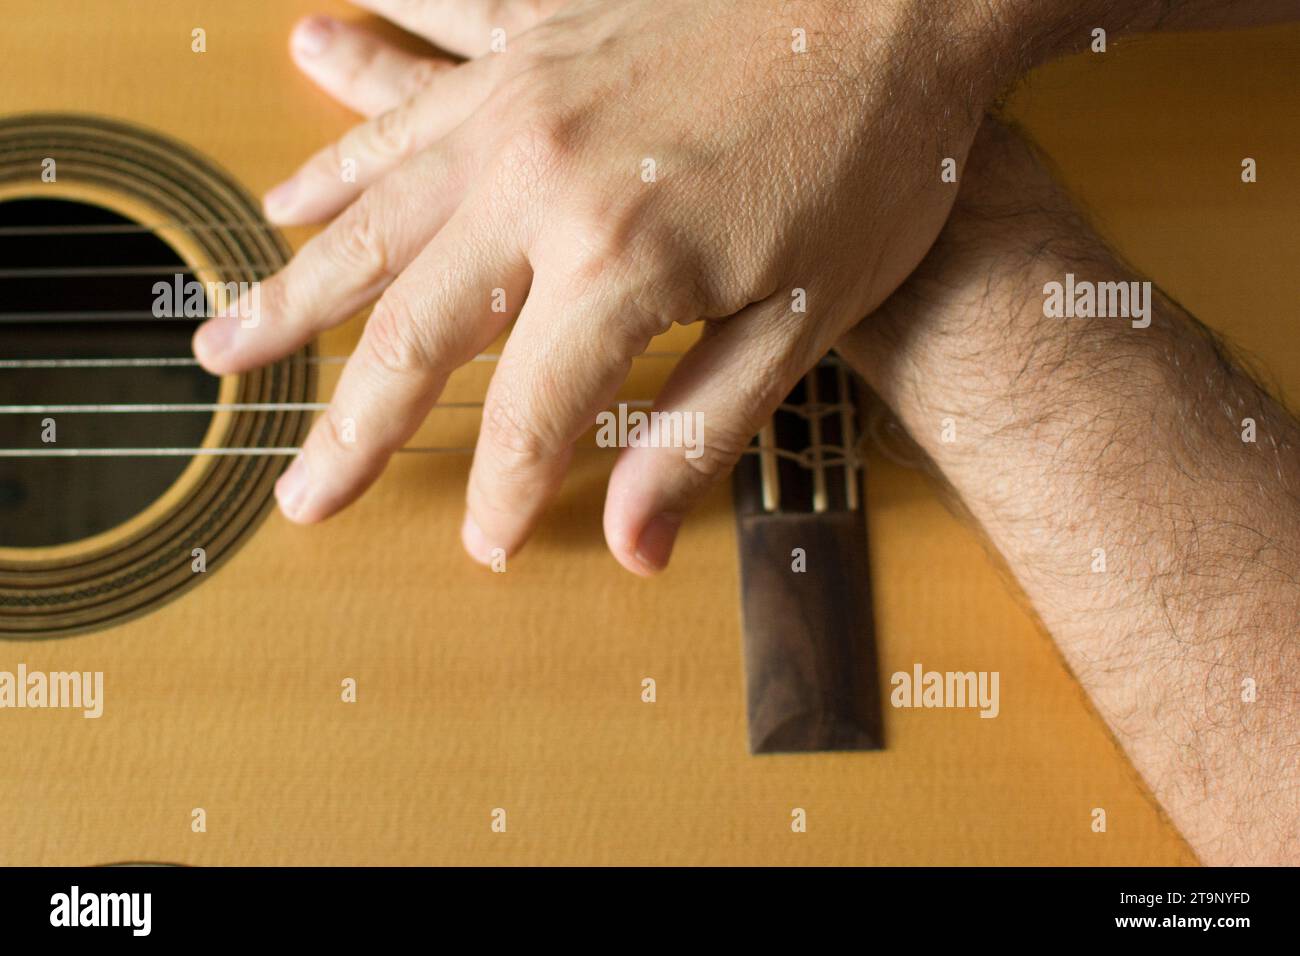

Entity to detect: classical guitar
[2,1,1293,866]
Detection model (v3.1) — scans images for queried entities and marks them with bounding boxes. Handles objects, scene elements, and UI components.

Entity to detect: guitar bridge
[732,355,884,754]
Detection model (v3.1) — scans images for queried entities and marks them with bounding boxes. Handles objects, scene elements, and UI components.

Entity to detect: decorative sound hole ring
[0,114,315,639]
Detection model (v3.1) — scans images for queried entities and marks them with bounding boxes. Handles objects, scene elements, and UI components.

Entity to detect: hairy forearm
[839,120,1300,865]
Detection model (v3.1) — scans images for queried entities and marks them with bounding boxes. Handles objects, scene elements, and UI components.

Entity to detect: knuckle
[591,286,675,367]
[509,119,570,174]
[554,184,668,289]
[331,201,391,279]
[480,391,555,472]
[368,105,414,158]
[363,296,428,376]
[562,217,629,286]
[681,423,751,484]
[630,269,700,332]
[399,59,442,99]
[490,102,577,194]
[546,197,644,291]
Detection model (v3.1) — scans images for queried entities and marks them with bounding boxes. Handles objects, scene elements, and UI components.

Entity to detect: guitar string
[0,400,852,415]
[1,311,300,322]
[0,232,892,464]
[0,354,860,464]
[0,445,861,468]
[0,221,288,237]
[0,352,688,369]
[0,228,859,465]
[0,383,861,467]
[0,264,282,278]
[0,353,851,370]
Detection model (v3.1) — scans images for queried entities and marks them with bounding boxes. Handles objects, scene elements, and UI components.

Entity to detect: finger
[289,15,451,118]
[193,142,468,374]
[604,297,821,576]
[348,0,555,58]
[276,200,530,524]
[460,277,647,564]
[263,55,494,226]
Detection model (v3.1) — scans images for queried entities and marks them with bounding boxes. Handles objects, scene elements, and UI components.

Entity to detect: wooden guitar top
[0,1,1295,865]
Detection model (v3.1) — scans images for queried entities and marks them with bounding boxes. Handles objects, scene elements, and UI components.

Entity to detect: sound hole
[0,197,217,548]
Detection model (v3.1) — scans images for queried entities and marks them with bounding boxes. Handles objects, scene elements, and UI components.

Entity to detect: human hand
[192,0,1048,574]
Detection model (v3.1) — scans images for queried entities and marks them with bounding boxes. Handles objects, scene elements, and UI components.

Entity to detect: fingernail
[292,17,333,57]
[263,177,298,219]
[275,455,311,521]
[634,513,681,573]
[193,317,235,367]
[460,512,495,565]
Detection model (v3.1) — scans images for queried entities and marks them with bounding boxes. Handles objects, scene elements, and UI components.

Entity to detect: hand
[193,0,1025,574]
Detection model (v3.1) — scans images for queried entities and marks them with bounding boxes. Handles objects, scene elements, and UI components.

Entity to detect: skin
[840,119,1300,865]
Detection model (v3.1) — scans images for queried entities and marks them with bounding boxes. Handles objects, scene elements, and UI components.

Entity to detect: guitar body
[1,1,1295,866]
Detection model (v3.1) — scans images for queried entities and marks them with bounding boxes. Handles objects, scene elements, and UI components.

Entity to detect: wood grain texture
[0,0,1294,865]
[734,511,883,754]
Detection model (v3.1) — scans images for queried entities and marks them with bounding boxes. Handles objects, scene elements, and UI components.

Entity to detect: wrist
[838,119,1095,400]
[828,0,1133,134]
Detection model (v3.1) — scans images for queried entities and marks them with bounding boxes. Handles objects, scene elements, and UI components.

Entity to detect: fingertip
[606,537,667,578]
[262,176,300,225]
[606,513,679,577]
[602,465,639,573]
[192,318,236,374]
[604,521,657,577]
[632,512,681,574]
[277,502,320,525]
[602,476,677,577]
[290,15,335,60]
[274,454,315,523]
[460,511,496,566]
